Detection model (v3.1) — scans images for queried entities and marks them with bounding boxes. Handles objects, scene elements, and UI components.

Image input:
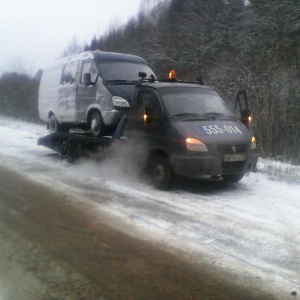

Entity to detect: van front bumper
[102,110,124,126]
[170,152,258,178]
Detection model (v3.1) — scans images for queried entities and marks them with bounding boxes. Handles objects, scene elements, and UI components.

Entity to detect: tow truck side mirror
[138,72,147,78]
[234,89,252,127]
[144,106,155,124]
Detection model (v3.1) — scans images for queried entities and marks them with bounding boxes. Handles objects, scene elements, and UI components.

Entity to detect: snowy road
[0,116,300,299]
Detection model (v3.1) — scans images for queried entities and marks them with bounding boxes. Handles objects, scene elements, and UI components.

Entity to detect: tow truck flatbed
[37,132,111,162]
[37,115,127,163]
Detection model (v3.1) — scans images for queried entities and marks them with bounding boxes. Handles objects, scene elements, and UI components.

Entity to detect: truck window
[80,61,98,84]
[160,87,234,119]
[61,61,79,84]
[137,91,162,118]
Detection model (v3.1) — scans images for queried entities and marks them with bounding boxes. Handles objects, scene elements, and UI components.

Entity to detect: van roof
[92,50,147,64]
[44,50,148,70]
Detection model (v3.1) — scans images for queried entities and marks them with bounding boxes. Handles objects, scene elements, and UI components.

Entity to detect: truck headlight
[112,96,130,108]
[185,138,208,152]
[251,136,257,150]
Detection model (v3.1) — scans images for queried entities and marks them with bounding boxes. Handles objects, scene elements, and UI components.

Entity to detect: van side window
[81,62,98,84]
[137,91,162,118]
[61,61,79,84]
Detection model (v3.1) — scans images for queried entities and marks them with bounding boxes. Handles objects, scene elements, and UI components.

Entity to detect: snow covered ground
[0,115,300,299]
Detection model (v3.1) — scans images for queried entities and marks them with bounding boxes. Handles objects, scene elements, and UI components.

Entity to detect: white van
[38,50,155,136]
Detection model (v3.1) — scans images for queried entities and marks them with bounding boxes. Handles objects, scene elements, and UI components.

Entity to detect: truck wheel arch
[147,149,169,169]
[149,152,174,190]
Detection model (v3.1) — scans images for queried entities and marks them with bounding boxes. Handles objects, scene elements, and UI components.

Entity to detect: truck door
[76,60,98,122]
[127,87,165,163]
[58,61,79,122]
[234,89,252,127]
[131,89,163,133]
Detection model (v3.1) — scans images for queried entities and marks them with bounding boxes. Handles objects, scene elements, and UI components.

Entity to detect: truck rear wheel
[90,111,104,137]
[151,155,174,190]
[67,141,79,163]
[222,173,244,182]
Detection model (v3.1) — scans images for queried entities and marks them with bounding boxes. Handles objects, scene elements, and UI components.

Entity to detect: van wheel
[90,111,104,137]
[49,114,60,133]
[151,155,174,190]
[222,173,244,182]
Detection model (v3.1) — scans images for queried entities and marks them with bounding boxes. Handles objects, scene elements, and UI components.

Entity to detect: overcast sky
[0,0,143,76]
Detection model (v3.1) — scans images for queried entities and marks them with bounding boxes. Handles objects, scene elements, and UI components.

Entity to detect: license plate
[223,154,246,162]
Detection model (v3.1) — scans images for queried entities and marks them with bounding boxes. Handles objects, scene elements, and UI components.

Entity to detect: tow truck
[38,71,258,189]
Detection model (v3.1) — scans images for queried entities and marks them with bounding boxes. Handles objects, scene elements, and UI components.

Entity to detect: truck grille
[217,144,248,173]
[218,144,248,154]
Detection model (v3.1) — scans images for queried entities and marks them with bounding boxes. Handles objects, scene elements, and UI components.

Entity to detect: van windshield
[160,87,235,121]
[98,61,155,81]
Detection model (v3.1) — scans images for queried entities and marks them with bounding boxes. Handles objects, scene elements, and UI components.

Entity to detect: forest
[0,0,299,164]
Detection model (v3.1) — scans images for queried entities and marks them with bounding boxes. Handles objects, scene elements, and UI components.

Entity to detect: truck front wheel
[151,155,174,190]
[222,173,244,182]
[49,114,61,133]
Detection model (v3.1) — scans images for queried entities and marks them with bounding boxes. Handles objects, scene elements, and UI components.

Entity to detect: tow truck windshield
[160,87,235,121]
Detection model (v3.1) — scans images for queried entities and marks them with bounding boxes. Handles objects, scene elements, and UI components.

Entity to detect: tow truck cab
[127,78,258,189]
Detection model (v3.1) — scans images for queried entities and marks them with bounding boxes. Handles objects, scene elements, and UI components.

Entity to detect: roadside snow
[0,116,300,299]
[257,158,300,183]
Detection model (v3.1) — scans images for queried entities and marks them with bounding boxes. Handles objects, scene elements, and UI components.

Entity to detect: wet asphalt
[0,166,277,300]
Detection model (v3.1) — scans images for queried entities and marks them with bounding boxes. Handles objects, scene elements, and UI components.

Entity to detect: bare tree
[85,0,300,164]
[60,36,83,58]
[8,56,34,76]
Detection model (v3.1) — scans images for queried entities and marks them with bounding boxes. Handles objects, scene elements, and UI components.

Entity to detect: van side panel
[38,64,63,122]
[38,52,94,124]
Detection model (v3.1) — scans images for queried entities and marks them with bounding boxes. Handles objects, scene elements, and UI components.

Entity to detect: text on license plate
[223,154,246,162]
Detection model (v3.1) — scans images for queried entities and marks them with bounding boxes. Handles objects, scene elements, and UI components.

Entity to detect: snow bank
[1,116,300,299]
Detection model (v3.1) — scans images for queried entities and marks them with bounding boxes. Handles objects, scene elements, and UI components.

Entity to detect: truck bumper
[170,152,258,178]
